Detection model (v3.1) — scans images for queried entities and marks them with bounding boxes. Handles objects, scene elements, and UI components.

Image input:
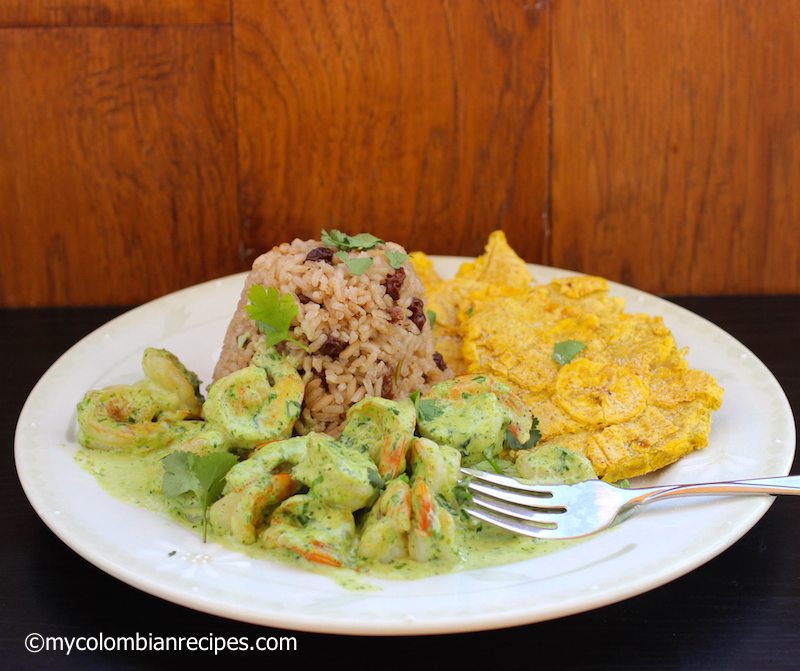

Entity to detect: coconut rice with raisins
[213,237,452,436]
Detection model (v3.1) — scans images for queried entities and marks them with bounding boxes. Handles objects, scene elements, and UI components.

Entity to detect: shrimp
[209,437,309,544]
[203,345,304,450]
[77,383,173,450]
[514,443,597,484]
[358,439,461,564]
[408,479,459,564]
[416,374,533,466]
[406,438,461,563]
[408,437,461,506]
[423,375,533,442]
[77,349,205,451]
[338,397,416,480]
[292,433,382,511]
[357,478,412,563]
[164,421,230,456]
[141,348,203,420]
[261,494,356,568]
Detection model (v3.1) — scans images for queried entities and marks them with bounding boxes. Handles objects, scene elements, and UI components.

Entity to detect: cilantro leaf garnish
[322,229,384,251]
[367,468,385,489]
[410,390,444,423]
[385,250,410,269]
[552,340,586,366]
[505,415,541,450]
[426,309,437,328]
[245,285,311,352]
[335,250,374,276]
[161,451,238,542]
[161,451,197,498]
[454,479,473,507]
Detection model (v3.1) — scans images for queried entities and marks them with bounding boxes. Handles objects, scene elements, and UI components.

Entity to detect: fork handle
[634,475,800,505]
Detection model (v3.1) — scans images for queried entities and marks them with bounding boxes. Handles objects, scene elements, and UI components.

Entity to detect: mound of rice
[213,237,452,436]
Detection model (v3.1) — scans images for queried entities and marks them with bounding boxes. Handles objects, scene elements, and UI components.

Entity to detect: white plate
[15,258,796,635]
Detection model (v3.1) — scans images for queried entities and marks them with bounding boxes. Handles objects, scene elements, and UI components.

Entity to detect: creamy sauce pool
[77,447,585,589]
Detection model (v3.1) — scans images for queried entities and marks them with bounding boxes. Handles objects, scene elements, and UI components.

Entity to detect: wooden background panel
[551,0,800,295]
[0,26,240,307]
[234,0,549,266]
[2,0,799,306]
[0,0,229,26]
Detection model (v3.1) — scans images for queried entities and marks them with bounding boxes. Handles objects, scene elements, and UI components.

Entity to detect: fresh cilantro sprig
[505,415,541,450]
[552,340,586,366]
[336,250,374,276]
[385,250,410,269]
[320,230,411,276]
[410,390,444,423]
[321,229,384,251]
[245,285,311,352]
[161,451,239,542]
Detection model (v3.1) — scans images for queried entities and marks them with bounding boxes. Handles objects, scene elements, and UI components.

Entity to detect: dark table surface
[3,295,799,670]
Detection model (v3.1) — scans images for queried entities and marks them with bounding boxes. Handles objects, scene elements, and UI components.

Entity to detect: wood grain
[233,0,549,266]
[0,0,230,26]
[551,0,800,294]
[2,0,800,306]
[0,27,240,306]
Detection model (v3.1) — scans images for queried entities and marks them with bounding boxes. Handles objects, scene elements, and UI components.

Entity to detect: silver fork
[461,467,800,540]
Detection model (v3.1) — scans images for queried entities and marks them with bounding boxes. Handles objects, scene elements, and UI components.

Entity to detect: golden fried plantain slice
[456,230,534,289]
[409,251,443,290]
[459,276,724,481]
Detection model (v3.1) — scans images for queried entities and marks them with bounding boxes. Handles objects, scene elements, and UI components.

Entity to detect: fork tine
[463,503,566,540]
[461,467,579,510]
[469,491,565,520]
[461,467,559,496]
[460,472,646,539]
[467,481,567,511]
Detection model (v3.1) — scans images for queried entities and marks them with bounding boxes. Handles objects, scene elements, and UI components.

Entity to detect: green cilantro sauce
[76,446,585,590]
